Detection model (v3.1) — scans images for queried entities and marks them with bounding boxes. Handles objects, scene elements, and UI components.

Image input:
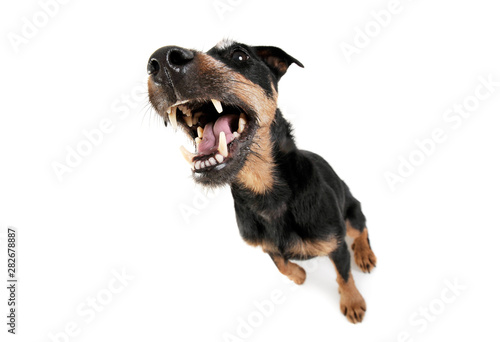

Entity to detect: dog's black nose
[147,46,195,82]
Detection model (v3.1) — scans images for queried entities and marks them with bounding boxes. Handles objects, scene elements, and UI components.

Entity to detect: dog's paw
[352,241,377,273]
[288,265,306,285]
[339,292,366,324]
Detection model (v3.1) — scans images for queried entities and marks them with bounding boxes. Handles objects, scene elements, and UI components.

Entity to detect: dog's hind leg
[329,241,366,323]
[269,254,306,285]
[345,195,377,273]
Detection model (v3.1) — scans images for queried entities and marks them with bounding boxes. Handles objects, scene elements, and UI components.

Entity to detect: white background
[1,0,499,341]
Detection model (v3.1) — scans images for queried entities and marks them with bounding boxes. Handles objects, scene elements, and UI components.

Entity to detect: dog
[147,40,377,323]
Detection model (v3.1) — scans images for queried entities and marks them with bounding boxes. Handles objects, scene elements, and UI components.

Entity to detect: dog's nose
[147,46,195,82]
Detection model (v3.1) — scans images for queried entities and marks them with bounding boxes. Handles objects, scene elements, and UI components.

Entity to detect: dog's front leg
[269,254,306,285]
[329,241,366,323]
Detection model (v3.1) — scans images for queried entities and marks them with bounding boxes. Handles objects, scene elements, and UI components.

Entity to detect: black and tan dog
[147,40,377,323]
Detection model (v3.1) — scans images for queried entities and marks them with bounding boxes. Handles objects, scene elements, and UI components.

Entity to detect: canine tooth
[237,113,246,133]
[169,107,177,130]
[179,145,195,164]
[195,137,201,146]
[212,99,223,113]
[218,132,228,157]
[209,157,217,166]
[184,115,193,127]
[233,131,240,139]
[195,160,201,169]
[197,127,204,138]
[215,154,224,163]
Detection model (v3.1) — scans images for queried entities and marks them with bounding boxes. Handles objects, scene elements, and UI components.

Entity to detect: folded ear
[254,46,304,81]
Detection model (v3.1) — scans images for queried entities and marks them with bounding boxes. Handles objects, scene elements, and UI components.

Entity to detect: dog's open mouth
[165,99,254,173]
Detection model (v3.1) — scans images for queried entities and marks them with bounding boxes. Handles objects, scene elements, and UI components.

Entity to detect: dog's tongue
[198,114,238,155]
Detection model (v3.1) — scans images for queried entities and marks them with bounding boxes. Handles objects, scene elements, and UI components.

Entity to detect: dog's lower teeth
[218,132,228,157]
[179,145,195,164]
[193,153,226,171]
[237,113,246,133]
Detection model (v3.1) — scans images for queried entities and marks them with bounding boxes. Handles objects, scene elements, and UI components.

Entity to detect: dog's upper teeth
[237,113,246,133]
[212,99,223,113]
[233,131,240,139]
[178,105,191,117]
[169,107,178,130]
[184,115,193,127]
[218,132,228,157]
[179,145,195,165]
[197,127,204,138]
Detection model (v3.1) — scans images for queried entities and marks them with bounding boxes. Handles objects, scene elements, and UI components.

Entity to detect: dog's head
[147,40,303,191]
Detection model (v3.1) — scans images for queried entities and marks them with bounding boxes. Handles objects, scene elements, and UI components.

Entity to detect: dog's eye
[231,49,249,62]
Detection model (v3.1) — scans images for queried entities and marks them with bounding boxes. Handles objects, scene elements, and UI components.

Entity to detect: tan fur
[345,220,377,273]
[245,236,337,259]
[236,124,275,194]
[288,236,338,257]
[270,254,306,285]
[333,270,366,324]
[345,219,361,238]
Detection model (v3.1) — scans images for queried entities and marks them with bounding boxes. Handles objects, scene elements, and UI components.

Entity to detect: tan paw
[288,265,306,285]
[340,292,366,324]
[352,241,377,273]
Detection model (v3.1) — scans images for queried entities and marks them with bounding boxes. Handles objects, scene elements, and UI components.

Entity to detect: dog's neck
[232,108,296,197]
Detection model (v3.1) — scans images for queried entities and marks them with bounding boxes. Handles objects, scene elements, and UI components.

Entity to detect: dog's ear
[254,46,304,81]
